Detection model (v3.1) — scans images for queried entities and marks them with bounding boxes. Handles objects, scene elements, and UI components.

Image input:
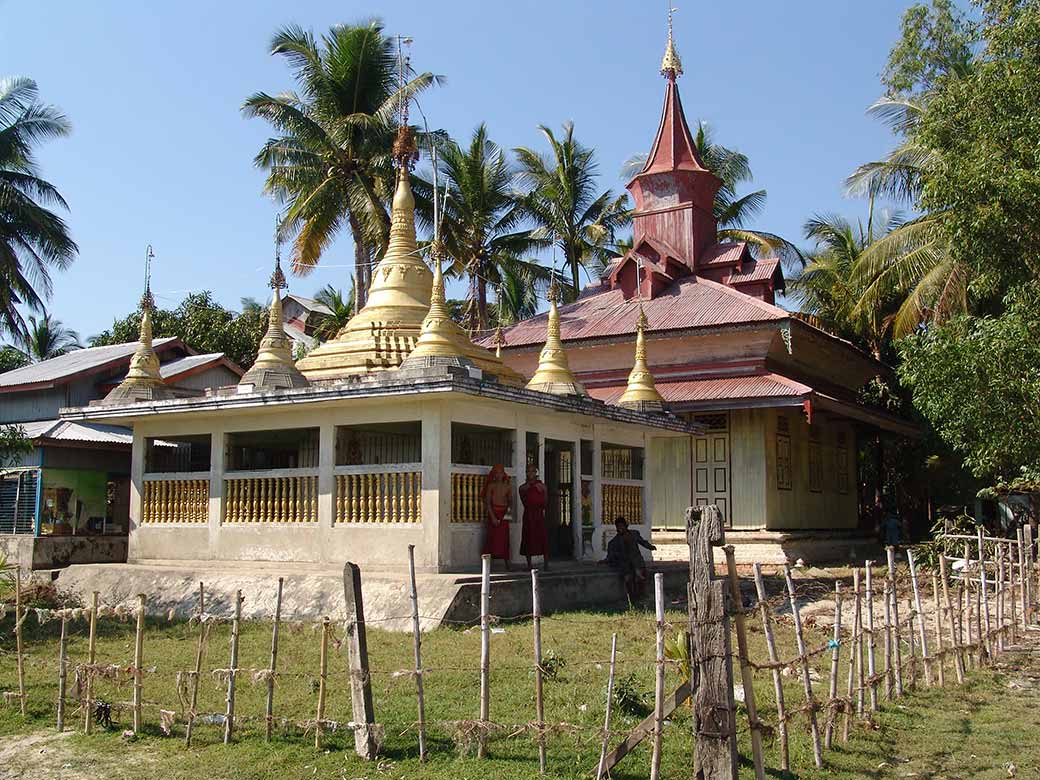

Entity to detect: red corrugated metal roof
[588,373,811,405]
[727,258,781,285]
[700,242,747,267]
[487,275,787,349]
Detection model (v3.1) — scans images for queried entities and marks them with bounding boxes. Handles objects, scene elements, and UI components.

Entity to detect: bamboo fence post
[407,546,427,762]
[864,563,878,711]
[723,547,765,780]
[824,582,842,750]
[532,568,547,776]
[977,529,991,660]
[223,590,243,745]
[1019,529,1029,627]
[961,544,975,669]
[974,560,984,663]
[996,544,1006,653]
[939,556,964,684]
[477,554,491,759]
[753,564,789,769]
[649,573,666,780]
[882,578,893,699]
[315,616,330,750]
[843,573,861,743]
[56,615,68,732]
[854,570,865,715]
[265,577,283,742]
[84,591,99,734]
[595,633,618,780]
[185,582,206,747]
[784,566,823,768]
[1024,524,1035,624]
[1008,541,1019,644]
[13,571,26,716]
[886,547,904,696]
[931,571,946,686]
[906,591,917,690]
[133,593,146,732]
[906,550,932,685]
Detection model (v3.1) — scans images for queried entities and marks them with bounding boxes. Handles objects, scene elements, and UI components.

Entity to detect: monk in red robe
[481,464,511,570]
[519,464,549,570]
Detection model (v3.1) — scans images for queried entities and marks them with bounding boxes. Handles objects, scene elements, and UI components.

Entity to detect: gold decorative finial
[239,226,309,391]
[661,6,683,79]
[494,325,504,359]
[618,304,666,412]
[103,246,174,403]
[525,280,586,397]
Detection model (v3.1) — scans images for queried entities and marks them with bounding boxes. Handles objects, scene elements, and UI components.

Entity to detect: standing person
[482,464,511,570]
[601,516,656,602]
[519,463,550,571]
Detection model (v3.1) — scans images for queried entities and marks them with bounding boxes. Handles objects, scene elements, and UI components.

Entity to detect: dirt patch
[0,729,155,780]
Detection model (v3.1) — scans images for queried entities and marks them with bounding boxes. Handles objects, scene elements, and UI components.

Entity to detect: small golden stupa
[617,305,666,413]
[525,282,587,396]
[296,127,433,381]
[239,248,308,391]
[105,285,174,404]
[661,8,683,78]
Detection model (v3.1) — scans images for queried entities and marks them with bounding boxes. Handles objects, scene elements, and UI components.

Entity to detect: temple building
[60,125,697,572]
[483,27,916,543]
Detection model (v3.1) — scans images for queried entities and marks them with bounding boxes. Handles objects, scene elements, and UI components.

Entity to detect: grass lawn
[1,580,1038,779]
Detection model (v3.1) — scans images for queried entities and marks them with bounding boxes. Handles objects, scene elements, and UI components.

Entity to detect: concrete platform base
[652,529,881,566]
[0,534,127,570]
[48,559,692,630]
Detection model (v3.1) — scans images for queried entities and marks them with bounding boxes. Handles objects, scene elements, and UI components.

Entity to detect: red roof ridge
[690,275,789,319]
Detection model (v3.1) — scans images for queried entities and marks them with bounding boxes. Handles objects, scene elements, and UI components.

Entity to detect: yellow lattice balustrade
[223,475,318,523]
[601,482,644,525]
[334,471,422,524]
[141,479,209,524]
[451,472,488,523]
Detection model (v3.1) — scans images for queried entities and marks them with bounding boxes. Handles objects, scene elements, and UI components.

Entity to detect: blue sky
[3,0,914,341]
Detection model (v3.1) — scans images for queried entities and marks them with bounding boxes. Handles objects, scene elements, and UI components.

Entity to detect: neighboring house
[0,339,242,568]
[282,293,332,352]
[484,43,917,547]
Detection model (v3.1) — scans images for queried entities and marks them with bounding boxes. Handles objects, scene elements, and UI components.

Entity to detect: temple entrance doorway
[544,439,576,560]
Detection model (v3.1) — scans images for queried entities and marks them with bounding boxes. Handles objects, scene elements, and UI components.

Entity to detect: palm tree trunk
[477,273,488,330]
[349,213,370,310]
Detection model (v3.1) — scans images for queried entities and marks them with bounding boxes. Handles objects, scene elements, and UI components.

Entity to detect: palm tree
[621,121,802,269]
[311,284,354,341]
[0,77,77,343]
[243,21,439,308]
[515,123,630,298]
[436,124,547,329]
[17,312,80,362]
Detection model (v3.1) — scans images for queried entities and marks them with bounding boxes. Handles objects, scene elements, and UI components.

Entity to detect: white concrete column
[128,428,145,561]
[208,426,225,559]
[317,422,335,561]
[641,433,653,536]
[421,401,451,571]
[571,436,583,559]
[591,427,603,555]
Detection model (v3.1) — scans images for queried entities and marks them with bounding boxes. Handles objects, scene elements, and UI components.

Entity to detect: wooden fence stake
[939,556,964,683]
[84,591,99,734]
[854,569,865,716]
[343,562,379,760]
[723,547,765,780]
[842,572,861,743]
[133,593,146,732]
[478,554,491,759]
[315,616,330,750]
[595,633,618,780]
[1026,524,1036,625]
[823,581,842,750]
[753,564,789,770]
[886,547,904,696]
[864,563,878,711]
[996,544,1006,653]
[13,571,26,716]
[56,615,68,732]
[906,550,932,686]
[784,566,823,768]
[407,546,427,762]
[978,528,992,660]
[223,589,243,744]
[185,582,206,747]
[931,571,946,686]
[1019,529,1029,627]
[1008,542,1019,644]
[532,568,547,776]
[650,573,666,780]
[265,577,283,742]
[882,578,893,699]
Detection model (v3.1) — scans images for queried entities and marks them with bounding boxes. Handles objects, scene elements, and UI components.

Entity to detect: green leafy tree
[0,77,77,343]
[898,283,1040,481]
[515,123,630,298]
[0,424,32,469]
[0,345,29,373]
[91,292,266,369]
[16,312,80,362]
[311,284,354,342]
[881,0,978,99]
[243,21,439,308]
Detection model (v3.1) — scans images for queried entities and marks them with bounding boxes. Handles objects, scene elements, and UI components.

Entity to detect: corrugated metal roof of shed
[0,339,178,389]
[588,373,811,405]
[18,418,132,445]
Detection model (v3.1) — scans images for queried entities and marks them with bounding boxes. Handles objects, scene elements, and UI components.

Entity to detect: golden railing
[334,469,422,524]
[141,478,209,524]
[601,481,644,525]
[223,473,318,523]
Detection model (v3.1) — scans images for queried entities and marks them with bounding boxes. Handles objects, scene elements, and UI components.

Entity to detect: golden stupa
[104,287,174,404]
[239,252,308,391]
[617,306,666,412]
[399,250,525,384]
[296,128,433,381]
[525,282,587,396]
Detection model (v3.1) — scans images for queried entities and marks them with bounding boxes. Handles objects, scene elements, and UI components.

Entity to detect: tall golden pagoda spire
[617,305,666,412]
[525,281,586,396]
[105,246,174,404]
[239,233,309,391]
[661,6,683,79]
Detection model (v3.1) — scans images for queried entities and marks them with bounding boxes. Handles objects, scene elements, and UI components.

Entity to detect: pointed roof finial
[661,6,683,79]
[525,274,587,397]
[618,304,666,412]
